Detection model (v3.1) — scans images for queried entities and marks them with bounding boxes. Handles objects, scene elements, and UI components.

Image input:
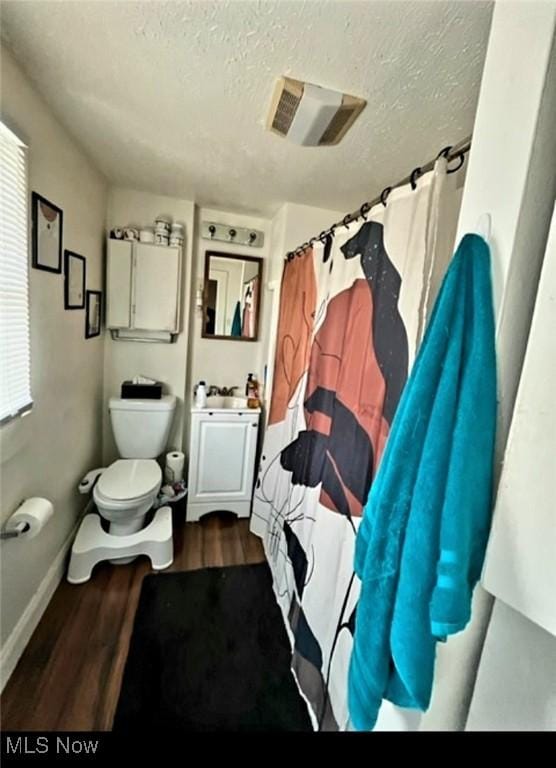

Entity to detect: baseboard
[0,526,76,693]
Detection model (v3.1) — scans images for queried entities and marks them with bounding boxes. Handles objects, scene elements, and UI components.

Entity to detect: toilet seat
[94,459,161,508]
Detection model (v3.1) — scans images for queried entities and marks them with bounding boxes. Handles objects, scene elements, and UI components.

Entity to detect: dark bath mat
[113,562,313,731]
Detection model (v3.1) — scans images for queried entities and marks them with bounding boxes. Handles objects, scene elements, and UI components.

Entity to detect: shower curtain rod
[286,135,472,260]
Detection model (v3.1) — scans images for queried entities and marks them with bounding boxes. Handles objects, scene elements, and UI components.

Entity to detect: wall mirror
[202,251,262,341]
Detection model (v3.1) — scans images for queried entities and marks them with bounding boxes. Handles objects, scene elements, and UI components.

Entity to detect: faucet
[218,386,240,396]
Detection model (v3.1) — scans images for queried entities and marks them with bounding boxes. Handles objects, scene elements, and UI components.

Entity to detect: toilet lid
[97,459,161,501]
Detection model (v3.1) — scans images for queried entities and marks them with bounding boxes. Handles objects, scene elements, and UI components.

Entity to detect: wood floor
[0,510,265,731]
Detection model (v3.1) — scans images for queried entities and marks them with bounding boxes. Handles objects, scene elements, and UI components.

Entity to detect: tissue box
[121,380,163,399]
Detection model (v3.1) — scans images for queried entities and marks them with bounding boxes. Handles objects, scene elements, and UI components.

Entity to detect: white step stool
[67,506,173,584]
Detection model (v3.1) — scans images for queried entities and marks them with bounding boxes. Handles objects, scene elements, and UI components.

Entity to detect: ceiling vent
[267,76,366,147]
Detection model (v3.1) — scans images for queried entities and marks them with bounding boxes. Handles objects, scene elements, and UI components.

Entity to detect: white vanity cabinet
[187,408,260,522]
[106,239,181,334]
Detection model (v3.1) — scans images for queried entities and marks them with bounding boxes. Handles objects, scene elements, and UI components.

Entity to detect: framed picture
[85,290,102,339]
[64,250,86,309]
[31,192,63,273]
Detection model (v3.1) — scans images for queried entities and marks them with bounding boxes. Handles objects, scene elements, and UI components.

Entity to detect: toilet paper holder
[1,500,29,539]
[1,497,54,540]
[1,520,29,539]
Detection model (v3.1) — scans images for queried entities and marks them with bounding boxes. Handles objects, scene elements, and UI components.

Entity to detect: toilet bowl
[68,395,177,581]
[96,393,176,539]
[93,459,162,536]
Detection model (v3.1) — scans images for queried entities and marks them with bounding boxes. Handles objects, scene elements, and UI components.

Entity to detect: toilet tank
[109,395,176,458]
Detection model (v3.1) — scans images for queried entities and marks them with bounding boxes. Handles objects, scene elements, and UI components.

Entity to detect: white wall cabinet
[187,409,260,522]
[106,240,181,334]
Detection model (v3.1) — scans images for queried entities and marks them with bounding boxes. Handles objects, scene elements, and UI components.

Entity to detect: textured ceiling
[1,0,493,216]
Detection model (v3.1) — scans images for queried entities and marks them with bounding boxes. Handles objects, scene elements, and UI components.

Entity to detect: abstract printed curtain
[251,159,460,730]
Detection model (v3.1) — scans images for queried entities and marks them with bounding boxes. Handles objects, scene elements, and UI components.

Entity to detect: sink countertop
[191,394,261,413]
[190,405,261,414]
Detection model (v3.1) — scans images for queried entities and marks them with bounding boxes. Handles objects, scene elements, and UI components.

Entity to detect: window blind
[0,121,32,424]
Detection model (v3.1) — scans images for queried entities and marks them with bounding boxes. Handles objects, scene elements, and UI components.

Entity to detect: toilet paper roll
[6,497,54,539]
[165,451,184,484]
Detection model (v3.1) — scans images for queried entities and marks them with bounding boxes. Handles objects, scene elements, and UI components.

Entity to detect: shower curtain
[251,159,458,730]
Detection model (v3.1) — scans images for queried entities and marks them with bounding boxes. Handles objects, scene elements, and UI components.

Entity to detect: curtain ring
[436,145,452,160]
[343,215,351,229]
[410,167,422,191]
[330,223,337,238]
[359,202,371,220]
[380,187,392,207]
[318,230,328,244]
[447,151,465,174]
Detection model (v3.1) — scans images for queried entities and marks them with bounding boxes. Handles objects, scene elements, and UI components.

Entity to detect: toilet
[94,395,176,535]
[67,395,177,584]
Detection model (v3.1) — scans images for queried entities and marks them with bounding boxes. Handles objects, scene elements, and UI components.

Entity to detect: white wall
[187,207,271,417]
[280,202,345,259]
[466,601,556,730]
[422,1,556,731]
[482,205,556,636]
[103,188,195,462]
[0,50,107,648]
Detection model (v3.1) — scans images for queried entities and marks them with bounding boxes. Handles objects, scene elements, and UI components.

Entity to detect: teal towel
[231,301,242,337]
[348,234,497,730]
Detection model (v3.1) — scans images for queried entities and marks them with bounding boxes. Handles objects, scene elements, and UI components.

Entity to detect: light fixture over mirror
[202,251,262,341]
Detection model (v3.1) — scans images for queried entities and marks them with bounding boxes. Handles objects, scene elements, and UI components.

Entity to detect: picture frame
[31,191,63,273]
[85,290,102,339]
[64,250,86,310]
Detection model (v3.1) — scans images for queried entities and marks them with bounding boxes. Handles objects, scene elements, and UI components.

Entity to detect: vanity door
[188,411,259,517]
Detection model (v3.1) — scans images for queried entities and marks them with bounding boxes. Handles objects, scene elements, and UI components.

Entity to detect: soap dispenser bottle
[195,380,207,408]
[245,373,253,396]
[246,373,260,409]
